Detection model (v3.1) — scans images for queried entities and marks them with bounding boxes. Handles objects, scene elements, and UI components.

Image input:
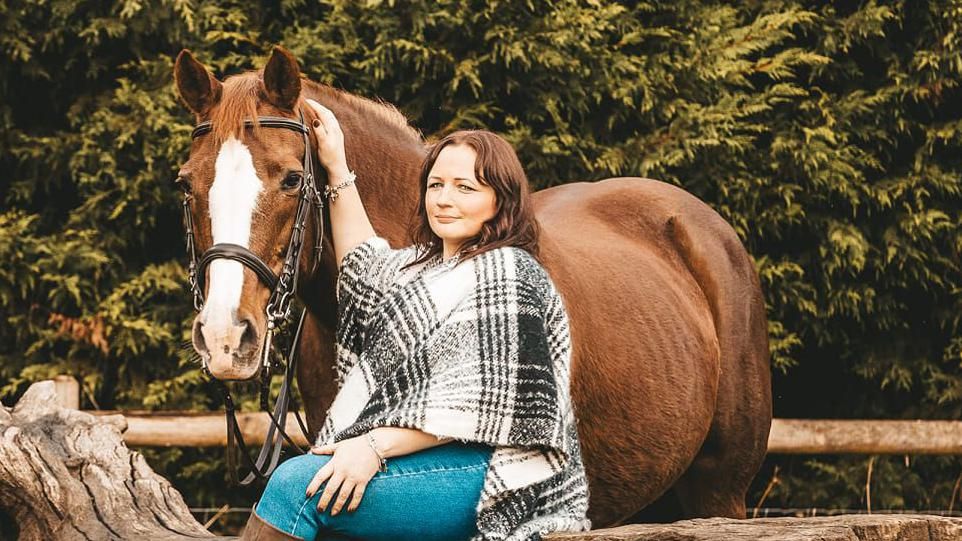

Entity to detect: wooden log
[0,381,225,540]
[768,419,962,454]
[543,514,962,541]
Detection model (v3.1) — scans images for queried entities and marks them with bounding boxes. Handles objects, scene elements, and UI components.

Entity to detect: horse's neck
[298,83,426,319]
[305,83,425,246]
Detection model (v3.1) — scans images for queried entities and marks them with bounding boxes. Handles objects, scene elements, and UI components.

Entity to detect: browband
[191,117,310,139]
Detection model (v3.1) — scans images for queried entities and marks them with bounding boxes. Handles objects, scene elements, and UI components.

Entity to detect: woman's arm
[309,427,453,463]
[306,99,376,267]
[368,426,454,458]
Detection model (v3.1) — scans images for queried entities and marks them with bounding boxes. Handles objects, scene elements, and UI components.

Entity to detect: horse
[173,46,772,528]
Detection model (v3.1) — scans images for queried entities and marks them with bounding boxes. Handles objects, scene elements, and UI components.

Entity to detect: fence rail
[89,410,313,447]
[768,419,962,454]
[79,412,962,454]
[49,377,962,454]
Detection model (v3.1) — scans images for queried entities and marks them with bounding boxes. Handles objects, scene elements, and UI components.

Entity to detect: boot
[238,510,305,540]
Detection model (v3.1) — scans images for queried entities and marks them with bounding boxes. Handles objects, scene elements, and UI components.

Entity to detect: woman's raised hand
[305,435,382,515]
[305,98,350,176]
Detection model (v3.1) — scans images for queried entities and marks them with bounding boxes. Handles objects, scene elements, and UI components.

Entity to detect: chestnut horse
[173,47,771,527]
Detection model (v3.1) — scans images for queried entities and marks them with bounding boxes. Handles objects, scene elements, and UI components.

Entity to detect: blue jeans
[254,441,493,541]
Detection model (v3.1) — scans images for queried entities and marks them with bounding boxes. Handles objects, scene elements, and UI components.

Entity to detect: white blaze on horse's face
[198,136,264,375]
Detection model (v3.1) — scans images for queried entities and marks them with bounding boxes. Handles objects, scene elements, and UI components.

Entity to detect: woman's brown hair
[405,130,540,269]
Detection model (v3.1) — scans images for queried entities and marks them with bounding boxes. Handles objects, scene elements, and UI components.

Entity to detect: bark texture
[0,381,217,540]
[544,514,962,541]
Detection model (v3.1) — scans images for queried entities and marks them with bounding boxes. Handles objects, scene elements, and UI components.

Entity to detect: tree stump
[0,381,221,540]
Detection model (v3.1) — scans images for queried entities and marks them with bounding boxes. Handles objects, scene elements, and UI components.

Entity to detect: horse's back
[533,177,771,524]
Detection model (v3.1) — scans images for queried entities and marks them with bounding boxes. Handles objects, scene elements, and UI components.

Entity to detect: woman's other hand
[305,98,350,175]
[305,435,381,515]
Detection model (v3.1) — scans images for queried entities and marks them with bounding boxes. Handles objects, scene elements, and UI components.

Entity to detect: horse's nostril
[192,320,208,354]
[239,318,258,351]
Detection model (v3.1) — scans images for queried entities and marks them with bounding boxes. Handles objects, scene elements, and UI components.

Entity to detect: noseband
[181,112,321,484]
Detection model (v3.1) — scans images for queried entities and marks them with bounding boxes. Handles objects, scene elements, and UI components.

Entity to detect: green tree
[1,0,960,531]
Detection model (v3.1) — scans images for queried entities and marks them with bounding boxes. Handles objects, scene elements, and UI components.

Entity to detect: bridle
[181,111,320,484]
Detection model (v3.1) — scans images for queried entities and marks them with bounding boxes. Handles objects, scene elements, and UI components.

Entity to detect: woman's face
[425,144,498,254]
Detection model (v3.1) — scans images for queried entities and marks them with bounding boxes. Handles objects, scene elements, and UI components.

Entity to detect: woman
[241,98,590,541]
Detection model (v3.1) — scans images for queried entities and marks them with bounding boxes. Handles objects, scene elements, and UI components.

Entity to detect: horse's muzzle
[193,315,262,380]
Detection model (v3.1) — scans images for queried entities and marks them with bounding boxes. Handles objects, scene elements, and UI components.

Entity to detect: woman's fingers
[346,482,366,513]
[304,98,349,172]
[305,98,325,116]
[310,444,335,455]
[305,461,334,498]
[316,471,346,513]
[305,99,339,133]
[305,99,329,133]
[329,479,355,516]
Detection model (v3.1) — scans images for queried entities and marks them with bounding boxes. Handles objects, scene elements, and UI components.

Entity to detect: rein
[182,112,320,484]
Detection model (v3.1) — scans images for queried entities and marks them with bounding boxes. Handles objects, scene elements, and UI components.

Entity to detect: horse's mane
[316,83,424,143]
[209,71,422,144]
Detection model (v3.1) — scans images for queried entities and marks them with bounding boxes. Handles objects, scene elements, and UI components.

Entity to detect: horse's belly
[535,179,723,523]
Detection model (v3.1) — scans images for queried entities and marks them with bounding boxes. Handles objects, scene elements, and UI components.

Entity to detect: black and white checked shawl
[315,236,591,540]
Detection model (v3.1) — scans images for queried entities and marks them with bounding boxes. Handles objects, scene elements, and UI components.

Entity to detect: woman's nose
[436,185,455,206]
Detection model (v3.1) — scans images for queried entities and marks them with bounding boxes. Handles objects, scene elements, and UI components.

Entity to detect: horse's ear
[263,46,302,112]
[174,49,222,115]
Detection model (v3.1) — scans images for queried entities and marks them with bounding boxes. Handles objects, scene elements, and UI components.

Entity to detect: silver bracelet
[324,170,357,202]
[366,431,388,472]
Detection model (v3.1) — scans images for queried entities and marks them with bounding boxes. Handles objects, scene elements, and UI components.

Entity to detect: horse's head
[174,47,321,381]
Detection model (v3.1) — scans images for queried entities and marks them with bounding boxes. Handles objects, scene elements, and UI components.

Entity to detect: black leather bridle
[181,112,320,484]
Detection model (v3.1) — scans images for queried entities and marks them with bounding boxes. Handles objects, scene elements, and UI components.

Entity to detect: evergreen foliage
[1,0,960,527]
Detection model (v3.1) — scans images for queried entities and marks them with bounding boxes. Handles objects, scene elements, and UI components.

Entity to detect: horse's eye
[174,176,192,194]
[282,172,303,190]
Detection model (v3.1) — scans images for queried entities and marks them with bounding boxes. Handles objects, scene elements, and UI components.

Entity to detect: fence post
[53,375,80,409]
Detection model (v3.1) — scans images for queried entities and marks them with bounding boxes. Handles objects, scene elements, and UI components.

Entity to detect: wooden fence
[51,376,962,455]
[85,412,962,454]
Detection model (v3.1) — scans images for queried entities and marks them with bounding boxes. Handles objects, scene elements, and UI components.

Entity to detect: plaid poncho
[315,236,591,540]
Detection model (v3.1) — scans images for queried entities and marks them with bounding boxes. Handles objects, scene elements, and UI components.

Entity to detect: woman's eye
[428,182,442,189]
[282,172,303,190]
[174,176,191,194]
[458,185,475,192]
